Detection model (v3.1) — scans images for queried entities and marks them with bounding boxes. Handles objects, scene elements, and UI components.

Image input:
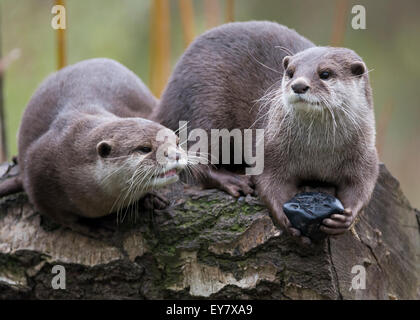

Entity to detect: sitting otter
[152,21,379,243]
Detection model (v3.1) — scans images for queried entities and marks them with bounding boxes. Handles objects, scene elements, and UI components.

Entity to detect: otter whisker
[174,120,189,135]
[254,86,283,128]
[346,68,374,80]
[307,112,315,146]
[187,152,218,166]
[121,170,147,222]
[274,45,295,56]
[247,47,282,74]
[183,163,194,180]
[185,163,209,181]
[340,101,368,144]
[130,166,157,222]
[114,164,153,223]
[251,77,283,116]
[128,168,147,222]
[319,94,337,150]
[265,91,293,140]
[101,159,133,190]
[101,158,130,182]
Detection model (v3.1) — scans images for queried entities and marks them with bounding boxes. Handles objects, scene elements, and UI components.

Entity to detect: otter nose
[292,82,309,94]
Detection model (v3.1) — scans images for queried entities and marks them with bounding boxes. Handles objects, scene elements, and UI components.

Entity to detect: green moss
[240,204,264,215]
[229,222,247,233]
[0,255,27,286]
[137,192,268,291]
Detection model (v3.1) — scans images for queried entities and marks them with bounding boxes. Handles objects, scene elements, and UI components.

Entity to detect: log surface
[0,163,419,299]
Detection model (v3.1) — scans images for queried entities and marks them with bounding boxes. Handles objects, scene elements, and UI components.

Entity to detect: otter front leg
[320,184,367,235]
[142,192,170,210]
[195,165,254,197]
[256,176,311,245]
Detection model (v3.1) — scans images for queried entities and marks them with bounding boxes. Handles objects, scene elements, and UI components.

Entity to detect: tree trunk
[0,162,418,299]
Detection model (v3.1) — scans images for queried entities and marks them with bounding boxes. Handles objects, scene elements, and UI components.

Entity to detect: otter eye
[286,69,294,78]
[135,146,152,154]
[319,71,330,80]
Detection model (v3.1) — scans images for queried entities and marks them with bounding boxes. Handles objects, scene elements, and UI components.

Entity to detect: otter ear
[96,141,112,158]
[350,61,366,77]
[283,56,291,70]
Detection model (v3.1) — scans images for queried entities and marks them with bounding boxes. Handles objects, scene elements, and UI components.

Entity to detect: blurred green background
[1,0,419,207]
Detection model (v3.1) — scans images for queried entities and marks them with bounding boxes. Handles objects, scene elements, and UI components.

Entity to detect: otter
[152,21,379,243]
[1,58,187,228]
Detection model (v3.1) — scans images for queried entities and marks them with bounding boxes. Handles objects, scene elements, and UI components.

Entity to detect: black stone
[283,192,344,241]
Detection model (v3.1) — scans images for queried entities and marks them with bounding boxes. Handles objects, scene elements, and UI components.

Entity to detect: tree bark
[0,162,419,299]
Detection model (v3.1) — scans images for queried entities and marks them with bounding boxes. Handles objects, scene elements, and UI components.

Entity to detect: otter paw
[219,174,254,197]
[279,215,312,245]
[287,226,312,245]
[320,208,353,235]
[142,193,170,211]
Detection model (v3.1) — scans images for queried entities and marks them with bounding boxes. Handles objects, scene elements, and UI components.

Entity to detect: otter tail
[0,176,23,197]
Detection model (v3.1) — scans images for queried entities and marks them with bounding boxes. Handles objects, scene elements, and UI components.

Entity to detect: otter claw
[142,193,170,210]
[287,226,312,245]
[221,175,254,197]
[321,207,354,235]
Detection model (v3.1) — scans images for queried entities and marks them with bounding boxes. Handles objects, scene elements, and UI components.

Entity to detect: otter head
[280,46,372,118]
[92,118,188,205]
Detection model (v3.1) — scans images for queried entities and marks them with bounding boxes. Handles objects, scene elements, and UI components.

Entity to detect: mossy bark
[0,163,419,299]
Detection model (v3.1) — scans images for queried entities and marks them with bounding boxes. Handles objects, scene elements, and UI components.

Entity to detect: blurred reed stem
[225,0,234,23]
[204,0,221,29]
[149,0,171,97]
[178,0,195,48]
[330,0,348,46]
[56,0,67,69]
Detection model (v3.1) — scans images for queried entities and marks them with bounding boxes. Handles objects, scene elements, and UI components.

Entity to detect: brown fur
[153,21,379,241]
[16,58,185,226]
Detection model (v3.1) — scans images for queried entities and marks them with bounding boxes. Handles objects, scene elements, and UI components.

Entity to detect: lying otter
[0,58,187,229]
